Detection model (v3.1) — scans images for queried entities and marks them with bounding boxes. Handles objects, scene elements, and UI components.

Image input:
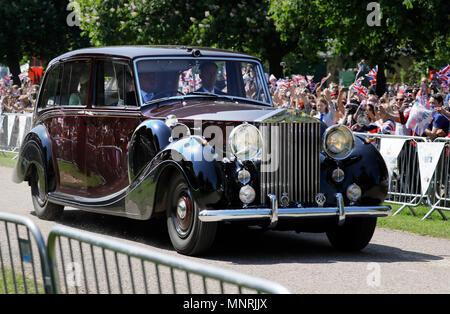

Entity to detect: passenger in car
[69,72,90,106]
[197,62,225,95]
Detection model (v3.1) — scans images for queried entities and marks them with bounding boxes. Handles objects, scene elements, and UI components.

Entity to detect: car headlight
[228,123,262,161]
[323,125,355,160]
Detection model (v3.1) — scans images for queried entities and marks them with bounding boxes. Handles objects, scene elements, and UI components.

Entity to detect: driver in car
[140,71,157,102]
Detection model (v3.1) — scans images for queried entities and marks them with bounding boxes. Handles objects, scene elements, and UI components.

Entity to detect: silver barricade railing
[0,113,33,153]
[47,225,291,294]
[424,137,450,220]
[354,133,429,216]
[0,212,55,294]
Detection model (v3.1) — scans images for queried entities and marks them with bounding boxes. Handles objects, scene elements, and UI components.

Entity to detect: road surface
[1,166,449,293]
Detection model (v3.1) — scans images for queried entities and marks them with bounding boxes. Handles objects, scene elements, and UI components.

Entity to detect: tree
[270,0,450,96]
[74,0,327,77]
[0,0,89,84]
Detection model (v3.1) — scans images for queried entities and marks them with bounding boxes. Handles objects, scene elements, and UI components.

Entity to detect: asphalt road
[1,166,449,294]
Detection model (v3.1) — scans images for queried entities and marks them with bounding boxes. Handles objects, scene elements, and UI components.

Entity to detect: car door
[50,59,92,197]
[84,59,141,199]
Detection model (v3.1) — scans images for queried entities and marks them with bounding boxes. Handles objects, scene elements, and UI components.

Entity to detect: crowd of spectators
[0,77,38,115]
[268,74,450,139]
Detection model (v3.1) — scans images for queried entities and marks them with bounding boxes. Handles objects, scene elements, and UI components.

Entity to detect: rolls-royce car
[14,46,391,255]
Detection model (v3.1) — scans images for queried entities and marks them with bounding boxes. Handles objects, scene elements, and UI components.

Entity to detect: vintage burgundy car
[14,46,391,255]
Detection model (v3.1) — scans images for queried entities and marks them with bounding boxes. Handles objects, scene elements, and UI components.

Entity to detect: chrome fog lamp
[323,125,355,160]
[332,168,345,183]
[237,169,251,184]
[239,185,256,204]
[228,123,262,161]
[346,183,362,202]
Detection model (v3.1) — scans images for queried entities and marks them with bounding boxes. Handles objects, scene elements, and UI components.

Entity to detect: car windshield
[136,58,271,106]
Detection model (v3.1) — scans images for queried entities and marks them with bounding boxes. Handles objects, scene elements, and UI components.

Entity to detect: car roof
[48,46,260,67]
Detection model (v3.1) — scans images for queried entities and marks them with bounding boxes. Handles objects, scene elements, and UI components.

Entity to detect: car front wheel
[166,173,217,256]
[326,217,377,251]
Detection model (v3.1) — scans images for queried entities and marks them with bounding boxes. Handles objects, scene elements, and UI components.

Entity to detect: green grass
[0,152,17,168]
[0,268,44,294]
[378,203,450,239]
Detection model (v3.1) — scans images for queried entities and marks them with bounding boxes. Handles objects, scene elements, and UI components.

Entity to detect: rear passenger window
[38,65,60,109]
[60,60,91,107]
[95,60,137,107]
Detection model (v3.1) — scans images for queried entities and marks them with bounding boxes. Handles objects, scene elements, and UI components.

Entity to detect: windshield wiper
[188,91,218,97]
[183,92,240,102]
[142,95,185,108]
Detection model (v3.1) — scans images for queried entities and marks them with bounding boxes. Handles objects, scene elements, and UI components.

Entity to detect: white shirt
[314,102,336,127]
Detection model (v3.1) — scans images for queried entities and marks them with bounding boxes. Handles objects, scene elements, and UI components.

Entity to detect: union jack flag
[352,78,368,98]
[441,78,449,93]
[306,75,315,93]
[374,118,395,134]
[366,66,377,89]
[438,64,450,82]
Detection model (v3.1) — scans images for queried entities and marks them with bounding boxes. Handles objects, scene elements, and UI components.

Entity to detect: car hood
[143,99,318,124]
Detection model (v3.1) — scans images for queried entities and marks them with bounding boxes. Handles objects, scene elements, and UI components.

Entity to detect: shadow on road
[48,208,443,265]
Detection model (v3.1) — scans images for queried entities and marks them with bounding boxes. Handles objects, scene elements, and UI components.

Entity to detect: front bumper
[199,193,392,227]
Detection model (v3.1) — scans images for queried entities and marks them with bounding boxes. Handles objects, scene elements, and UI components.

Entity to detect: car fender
[319,134,389,207]
[125,135,225,220]
[127,119,172,182]
[13,124,56,192]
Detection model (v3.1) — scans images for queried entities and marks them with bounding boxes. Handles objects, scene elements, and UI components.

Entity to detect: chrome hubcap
[177,198,187,219]
[174,194,192,238]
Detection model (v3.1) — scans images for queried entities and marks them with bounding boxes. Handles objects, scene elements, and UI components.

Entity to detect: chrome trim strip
[268,194,278,227]
[198,204,392,223]
[336,193,345,226]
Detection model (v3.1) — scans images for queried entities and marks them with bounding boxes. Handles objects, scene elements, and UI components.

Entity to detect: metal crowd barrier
[1,214,290,294]
[0,113,33,153]
[354,133,429,216]
[355,132,449,220]
[425,137,450,220]
[0,212,54,294]
[47,225,290,294]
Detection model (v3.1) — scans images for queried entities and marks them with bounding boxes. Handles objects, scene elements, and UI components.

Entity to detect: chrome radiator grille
[259,122,320,206]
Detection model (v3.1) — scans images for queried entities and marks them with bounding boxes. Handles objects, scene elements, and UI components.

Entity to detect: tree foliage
[270,0,450,93]
[74,0,328,77]
[0,0,88,83]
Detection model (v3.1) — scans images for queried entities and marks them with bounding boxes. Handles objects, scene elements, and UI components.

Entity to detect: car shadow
[51,208,444,265]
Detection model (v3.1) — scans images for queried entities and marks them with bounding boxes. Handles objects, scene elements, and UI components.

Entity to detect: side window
[60,60,91,107]
[241,62,268,102]
[95,60,137,107]
[38,65,60,109]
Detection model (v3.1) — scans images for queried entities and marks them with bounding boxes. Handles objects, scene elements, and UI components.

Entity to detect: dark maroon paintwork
[33,46,273,200]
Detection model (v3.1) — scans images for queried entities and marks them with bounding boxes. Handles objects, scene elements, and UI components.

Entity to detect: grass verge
[378,203,450,239]
[0,152,17,168]
[0,268,44,294]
